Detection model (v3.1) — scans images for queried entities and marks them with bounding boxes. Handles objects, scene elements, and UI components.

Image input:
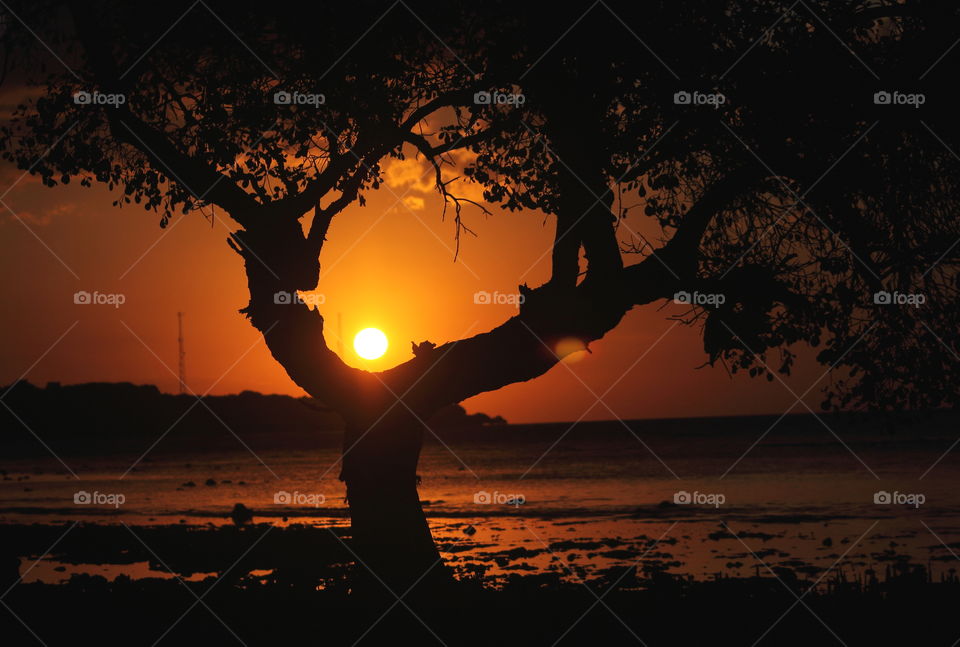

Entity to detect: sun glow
[354,327,388,360]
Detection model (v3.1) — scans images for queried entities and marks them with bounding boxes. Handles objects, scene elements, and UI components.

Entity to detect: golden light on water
[354,327,388,360]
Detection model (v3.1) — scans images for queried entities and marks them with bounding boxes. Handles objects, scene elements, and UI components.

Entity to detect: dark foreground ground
[2,522,957,646]
[2,571,957,646]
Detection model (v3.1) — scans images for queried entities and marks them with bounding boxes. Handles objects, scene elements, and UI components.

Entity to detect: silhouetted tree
[3,0,959,594]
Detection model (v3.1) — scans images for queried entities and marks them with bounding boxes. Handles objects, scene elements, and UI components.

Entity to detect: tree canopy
[3,0,959,417]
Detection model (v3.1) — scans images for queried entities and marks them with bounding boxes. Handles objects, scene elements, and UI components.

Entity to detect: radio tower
[177,312,187,394]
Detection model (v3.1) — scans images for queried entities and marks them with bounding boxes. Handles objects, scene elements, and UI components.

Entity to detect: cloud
[444,175,486,205]
[383,157,434,193]
[402,196,425,211]
[4,209,51,226]
[2,203,75,227]
[382,148,488,210]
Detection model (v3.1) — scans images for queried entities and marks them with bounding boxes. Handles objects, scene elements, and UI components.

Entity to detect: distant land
[0,381,506,458]
[1,381,953,461]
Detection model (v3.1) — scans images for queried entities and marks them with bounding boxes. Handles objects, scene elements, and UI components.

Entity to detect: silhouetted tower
[177,312,187,394]
[337,312,344,357]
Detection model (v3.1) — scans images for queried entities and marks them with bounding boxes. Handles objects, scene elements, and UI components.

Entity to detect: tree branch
[70,4,261,225]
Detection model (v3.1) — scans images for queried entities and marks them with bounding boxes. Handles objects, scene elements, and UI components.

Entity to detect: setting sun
[354,328,388,360]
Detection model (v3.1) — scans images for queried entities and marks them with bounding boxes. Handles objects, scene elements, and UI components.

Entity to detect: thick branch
[402,122,512,158]
[228,224,379,418]
[378,251,676,413]
[654,165,761,278]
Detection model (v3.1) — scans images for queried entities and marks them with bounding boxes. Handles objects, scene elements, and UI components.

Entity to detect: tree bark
[340,409,450,598]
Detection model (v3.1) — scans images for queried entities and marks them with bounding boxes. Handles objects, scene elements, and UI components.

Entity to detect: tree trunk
[340,407,452,599]
[229,221,452,599]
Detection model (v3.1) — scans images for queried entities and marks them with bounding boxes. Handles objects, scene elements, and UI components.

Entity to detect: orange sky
[0,134,829,423]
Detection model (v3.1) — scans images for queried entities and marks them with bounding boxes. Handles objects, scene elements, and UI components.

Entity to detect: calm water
[3,415,960,585]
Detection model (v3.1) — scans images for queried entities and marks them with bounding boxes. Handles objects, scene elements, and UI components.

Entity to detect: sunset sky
[0,152,830,424]
[0,87,826,423]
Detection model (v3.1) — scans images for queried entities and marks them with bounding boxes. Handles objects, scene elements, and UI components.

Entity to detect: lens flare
[555,337,588,363]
